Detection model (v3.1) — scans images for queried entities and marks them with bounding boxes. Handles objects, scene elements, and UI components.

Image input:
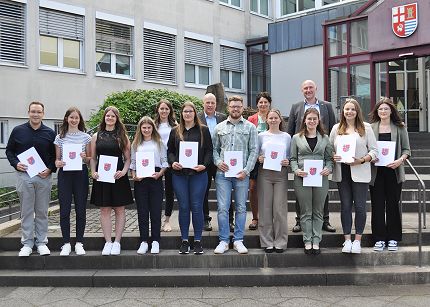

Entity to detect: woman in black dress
[90,106,133,256]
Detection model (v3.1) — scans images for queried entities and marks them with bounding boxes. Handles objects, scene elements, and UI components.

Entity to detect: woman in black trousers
[369,97,411,252]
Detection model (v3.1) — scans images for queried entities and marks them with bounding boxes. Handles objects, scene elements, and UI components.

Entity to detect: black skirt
[90,175,134,207]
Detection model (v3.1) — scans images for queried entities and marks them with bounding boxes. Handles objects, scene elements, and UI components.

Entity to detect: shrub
[87,89,203,129]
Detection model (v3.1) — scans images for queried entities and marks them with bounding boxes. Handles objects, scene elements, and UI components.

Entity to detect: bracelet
[360,158,366,164]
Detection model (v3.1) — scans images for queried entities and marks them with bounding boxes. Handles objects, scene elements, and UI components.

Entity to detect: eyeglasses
[229,105,242,109]
[183,110,194,114]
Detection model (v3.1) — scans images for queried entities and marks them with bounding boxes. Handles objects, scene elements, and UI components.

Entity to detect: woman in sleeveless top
[90,106,133,256]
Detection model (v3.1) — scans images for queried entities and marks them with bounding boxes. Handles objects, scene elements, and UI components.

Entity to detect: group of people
[5,79,410,257]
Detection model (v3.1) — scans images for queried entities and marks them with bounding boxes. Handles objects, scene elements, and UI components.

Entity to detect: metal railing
[402,159,426,268]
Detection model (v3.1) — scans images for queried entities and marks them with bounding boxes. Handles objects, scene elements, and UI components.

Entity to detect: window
[0,0,26,65]
[143,28,176,84]
[220,45,244,90]
[350,19,368,54]
[248,42,271,108]
[251,0,270,16]
[96,19,133,76]
[328,24,347,57]
[278,0,353,16]
[220,0,242,9]
[184,38,212,86]
[0,120,8,146]
[39,7,84,71]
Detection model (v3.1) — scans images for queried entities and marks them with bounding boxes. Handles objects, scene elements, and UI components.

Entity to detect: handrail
[404,159,426,268]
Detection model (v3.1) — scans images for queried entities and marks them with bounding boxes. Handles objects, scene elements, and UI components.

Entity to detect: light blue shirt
[304,100,320,114]
[205,112,217,137]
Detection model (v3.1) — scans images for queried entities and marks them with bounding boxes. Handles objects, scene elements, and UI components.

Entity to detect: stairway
[0,133,429,287]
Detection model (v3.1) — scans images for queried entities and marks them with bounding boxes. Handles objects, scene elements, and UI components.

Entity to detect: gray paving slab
[163,287,203,298]
[84,287,127,299]
[124,287,165,299]
[34,287,90,305]
[0,287,16,298]
[6,287,53,300]
[393,295,430,307]
[161,298,212,307]
[240,286,281,298]
[0,298,33,307]
[40,298,93,307]
[278,297,332,307]
[202,287,242,298]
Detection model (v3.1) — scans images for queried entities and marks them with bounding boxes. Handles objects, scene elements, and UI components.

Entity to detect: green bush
[87,89,203,129]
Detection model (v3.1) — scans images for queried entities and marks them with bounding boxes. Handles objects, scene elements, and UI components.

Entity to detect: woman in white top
[131,116,168,254]
[257,109,291,253]
[154,99,177,232]
[330,98,378,254]
[54,107,91,256]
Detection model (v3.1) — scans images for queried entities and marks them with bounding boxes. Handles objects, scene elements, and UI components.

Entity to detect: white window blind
[39,7,84,41]
[184,38,212,67]
[143,28,176,83]
[220,46,243,72]
[0,0,26,65]
[96,19,133,56]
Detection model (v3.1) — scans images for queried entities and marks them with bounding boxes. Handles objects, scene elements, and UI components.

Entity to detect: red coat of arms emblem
[104,163,111,171]
[392,3,418,38]
[27,156,35,165]
[185,149,192,157]
[382,148,389,156]
[142,159,149,167]
[230,159,237,166]
[69,152,76,159]
[271,151,278,159]
[342,144,350,152]
[309,167,317,176]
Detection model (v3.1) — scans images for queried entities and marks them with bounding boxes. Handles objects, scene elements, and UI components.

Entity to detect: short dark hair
[255,92,272,104]
[28,101,44,111]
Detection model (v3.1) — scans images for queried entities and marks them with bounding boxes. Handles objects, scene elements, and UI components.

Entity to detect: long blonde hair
[132,116,163,151]
[338,98,365,137]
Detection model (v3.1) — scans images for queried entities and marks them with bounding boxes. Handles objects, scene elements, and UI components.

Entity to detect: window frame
[185,64,212,87]
[276,0,356,19]
[251,0,271,18]
[0,119,8,147]
[219,0,243,11]
[220,42,245,92]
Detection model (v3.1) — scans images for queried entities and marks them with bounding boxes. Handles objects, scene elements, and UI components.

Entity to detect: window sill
[250,11,273,21]
[143,79,177,86]
[184,83,210,90]
[96,72,136,81]
[0,62,28,69]
[39,66,86,75]
[219,2,244,12]
[225,88,245,94]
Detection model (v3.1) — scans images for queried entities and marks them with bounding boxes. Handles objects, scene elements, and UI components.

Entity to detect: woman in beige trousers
[257,109,291,253]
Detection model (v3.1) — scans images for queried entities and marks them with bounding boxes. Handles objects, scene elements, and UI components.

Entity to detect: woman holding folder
[330,98,378,254]
[54,107,91,256]
[167,101,213,255]
[90,106,133,256]
[290,108,333,254]
[257,109,291,253]
[131,116,168,254]
[369,97,410,252]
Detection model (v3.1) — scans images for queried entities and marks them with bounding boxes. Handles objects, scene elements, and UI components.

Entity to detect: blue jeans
[216,172,249,243]
[172,172,208,241]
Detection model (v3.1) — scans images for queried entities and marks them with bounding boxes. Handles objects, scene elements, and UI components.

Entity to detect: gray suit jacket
[197,111,227,125]
[370,121,411,185]
[287,100,336,136]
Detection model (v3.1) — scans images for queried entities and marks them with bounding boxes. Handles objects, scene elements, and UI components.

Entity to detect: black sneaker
[179,241,190,254]
[193,241,204,255]
[204,220,212,231]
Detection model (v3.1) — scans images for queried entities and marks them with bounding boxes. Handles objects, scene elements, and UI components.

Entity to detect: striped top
[54,131,91,160]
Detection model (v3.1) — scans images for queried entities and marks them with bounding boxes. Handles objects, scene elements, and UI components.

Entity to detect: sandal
[248,219,258,230]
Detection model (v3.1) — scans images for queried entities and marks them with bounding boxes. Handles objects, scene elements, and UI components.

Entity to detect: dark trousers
[205,163,234,223]
[58,166,88,243]
[134,173,163,242]
[370,167,402,242]
[163,168,175,217]
[337,164,368,235]
[295,195,330,224]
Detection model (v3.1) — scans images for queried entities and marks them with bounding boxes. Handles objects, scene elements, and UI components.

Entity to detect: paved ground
[0,284,429,306]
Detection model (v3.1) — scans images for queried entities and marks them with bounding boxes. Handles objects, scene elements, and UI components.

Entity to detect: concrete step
[0,247,428,271]
[1,232,429,251]
[0,261,429,287]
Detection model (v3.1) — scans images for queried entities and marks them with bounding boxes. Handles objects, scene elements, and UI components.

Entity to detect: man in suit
[198,93,227,231]
[287,80,337,233]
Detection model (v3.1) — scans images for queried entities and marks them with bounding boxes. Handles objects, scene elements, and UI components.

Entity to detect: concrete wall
[270,45,324,116]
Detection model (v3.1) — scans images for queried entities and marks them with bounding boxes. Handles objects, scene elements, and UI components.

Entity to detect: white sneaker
[351,240,361,254]
[74,242,86,255]
[102,242,113,256]
[60,243,71,256]
[214,241,229,254]
[233,241,248,254]
[388,240,398,251]
[151,241,160,254]
[110,241,121,255]
[342,240,352,253]
[373,241,385,252]
[37,244,50,256]
[18,246,33,257]
[137,242,148,254]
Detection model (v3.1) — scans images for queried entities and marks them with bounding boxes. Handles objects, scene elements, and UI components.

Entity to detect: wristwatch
[360,157,366,164]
